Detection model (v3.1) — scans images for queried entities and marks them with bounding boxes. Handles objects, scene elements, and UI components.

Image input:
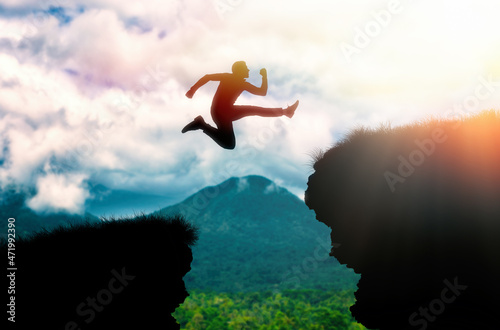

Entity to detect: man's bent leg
[202,122,236,150]
[182,115,235,149]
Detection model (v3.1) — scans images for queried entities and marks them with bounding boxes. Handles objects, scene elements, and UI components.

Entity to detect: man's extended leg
[232,101,299,121]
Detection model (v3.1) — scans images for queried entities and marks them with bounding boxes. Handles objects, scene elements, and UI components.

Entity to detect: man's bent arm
[186,73,225,98]
[245,69,268,96]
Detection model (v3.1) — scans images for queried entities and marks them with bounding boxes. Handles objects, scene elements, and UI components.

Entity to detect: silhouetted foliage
[306,110,500,329]
[2,214,198,329]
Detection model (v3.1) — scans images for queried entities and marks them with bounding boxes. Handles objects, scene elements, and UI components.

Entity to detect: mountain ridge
[155,175,359,293]
[85,183,175,217]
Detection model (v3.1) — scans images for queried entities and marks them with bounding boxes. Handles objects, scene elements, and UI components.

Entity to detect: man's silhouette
[183,61,299,149]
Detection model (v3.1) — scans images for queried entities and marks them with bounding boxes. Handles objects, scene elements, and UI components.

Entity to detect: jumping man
[183,61,299,149]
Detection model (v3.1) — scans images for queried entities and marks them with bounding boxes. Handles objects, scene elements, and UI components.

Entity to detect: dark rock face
[3,214,198,329]
[305,111,500,329]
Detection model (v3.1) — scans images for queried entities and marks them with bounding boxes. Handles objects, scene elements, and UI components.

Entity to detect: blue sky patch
[45,6,72,25]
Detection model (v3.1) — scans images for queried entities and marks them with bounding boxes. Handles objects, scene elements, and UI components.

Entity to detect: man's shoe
[182,115,205,133]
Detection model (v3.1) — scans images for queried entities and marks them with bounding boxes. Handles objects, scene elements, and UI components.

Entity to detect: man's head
[232,61,250,79]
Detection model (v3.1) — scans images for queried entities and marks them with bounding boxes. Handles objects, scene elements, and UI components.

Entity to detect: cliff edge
[305,110,500,329]
[3,214,198,329]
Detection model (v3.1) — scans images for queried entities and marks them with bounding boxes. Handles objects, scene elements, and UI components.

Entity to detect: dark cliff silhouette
[3,214,198,329]
[305,110,500,329]
[183,61,299,149]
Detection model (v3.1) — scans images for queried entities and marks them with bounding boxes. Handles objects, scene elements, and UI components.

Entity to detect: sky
[1,0,500,215]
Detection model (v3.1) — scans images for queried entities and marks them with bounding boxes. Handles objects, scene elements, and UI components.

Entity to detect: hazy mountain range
[85,183,176,217]
[0,186,98,239]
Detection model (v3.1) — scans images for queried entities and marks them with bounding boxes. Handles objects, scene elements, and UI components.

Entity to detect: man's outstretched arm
[186,73,225,98]
[244,68,268,96]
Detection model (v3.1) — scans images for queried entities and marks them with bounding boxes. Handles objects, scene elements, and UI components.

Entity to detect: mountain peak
[156,175,301,225]
[234,175,271,189]
[208,175,286,197]
[155,174,356,293]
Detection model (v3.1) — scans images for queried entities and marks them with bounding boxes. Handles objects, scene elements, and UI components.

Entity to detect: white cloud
[264,182,278,195]
[27,173,89,214]
[236,177,249,193]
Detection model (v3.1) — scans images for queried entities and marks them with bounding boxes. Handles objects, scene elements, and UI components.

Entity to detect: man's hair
[232,61,247,76]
